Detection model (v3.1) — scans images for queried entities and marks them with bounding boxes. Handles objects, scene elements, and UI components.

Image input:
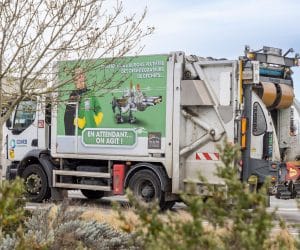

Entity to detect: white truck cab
[4,97,50,177]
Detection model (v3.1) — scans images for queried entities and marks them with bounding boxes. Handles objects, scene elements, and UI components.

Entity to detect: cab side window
[13,100,37,133]
[252,102,267,136]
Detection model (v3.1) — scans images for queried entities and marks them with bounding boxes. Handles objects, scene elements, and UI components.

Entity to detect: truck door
[55,101,78,154]
[241,86,280,183]
[250,92,271,160]
[6,99,38,161]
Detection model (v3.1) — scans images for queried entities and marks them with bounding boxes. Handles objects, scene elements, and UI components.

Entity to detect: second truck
[4,46,300,208]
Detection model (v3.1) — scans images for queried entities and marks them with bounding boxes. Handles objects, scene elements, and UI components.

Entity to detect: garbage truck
[4,46,299,208]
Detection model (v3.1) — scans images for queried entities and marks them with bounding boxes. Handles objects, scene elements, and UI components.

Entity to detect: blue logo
[9,139,27,148]
[10,139,16,149]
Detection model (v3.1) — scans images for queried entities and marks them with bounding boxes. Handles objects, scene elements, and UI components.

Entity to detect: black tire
[161,201,176,210]
[128,169,166,209]
[81,189,104,199]
[22,164,51,202]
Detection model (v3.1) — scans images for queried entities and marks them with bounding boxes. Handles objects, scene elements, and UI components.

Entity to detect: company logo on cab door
[10,139,28,147]
[10,139,16,149]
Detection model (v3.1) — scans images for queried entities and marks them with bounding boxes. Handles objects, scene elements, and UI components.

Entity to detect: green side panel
[57,55,168,145]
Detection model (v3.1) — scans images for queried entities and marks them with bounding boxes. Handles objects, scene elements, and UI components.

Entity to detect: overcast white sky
[123,0,300,98]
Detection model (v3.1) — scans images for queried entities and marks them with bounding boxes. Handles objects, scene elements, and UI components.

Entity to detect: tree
[0,0,153,168]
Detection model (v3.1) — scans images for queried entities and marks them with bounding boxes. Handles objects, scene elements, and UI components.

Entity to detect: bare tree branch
[0,0,153,164]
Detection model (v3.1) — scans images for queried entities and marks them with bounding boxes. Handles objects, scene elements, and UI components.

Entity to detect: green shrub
[120,141,295,250]
[0,177,25,236]
[0,142,296,249]
[0,179,136,249]
[24,202,137,250]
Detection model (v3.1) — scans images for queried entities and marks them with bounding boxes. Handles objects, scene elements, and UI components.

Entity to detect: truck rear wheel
[161,201,175,210]
[81,190,104,199]
[128,169,166,209]
[22,164,51,202]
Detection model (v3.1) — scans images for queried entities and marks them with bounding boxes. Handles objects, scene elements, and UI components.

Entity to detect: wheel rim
[138,180,156,202]
[25,173,42,194]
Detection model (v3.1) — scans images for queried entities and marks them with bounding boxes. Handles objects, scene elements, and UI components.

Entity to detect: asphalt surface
[270,196,300,223]
[25,192,300,236]
[26,191,300,223]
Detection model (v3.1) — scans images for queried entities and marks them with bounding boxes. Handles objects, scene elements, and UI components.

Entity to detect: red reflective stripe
[203,152,212,160]
[214,153,219,160]
[196,152,220,160]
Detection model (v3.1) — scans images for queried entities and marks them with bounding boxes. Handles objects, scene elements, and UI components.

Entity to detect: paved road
[25,192,300,236]
[268,197,300,236]
[26,192,300,222]
[269,196,300,224]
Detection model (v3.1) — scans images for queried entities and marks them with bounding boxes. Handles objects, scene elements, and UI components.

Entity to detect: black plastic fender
[17,149,56,187]
[124,163,170,192]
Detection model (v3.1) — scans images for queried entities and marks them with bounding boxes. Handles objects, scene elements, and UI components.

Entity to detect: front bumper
[5,163,18,180]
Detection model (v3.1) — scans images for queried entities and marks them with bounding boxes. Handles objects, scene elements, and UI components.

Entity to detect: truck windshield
[13,100,37,132]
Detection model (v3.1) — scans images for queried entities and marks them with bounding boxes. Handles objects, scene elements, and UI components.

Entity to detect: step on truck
[4,46,299,208]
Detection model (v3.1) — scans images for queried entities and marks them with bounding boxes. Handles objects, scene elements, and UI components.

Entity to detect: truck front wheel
[128,169,165,208]
[22,164,51,202]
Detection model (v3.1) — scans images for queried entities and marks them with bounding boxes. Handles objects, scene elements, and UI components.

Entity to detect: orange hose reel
[257,82,294,109]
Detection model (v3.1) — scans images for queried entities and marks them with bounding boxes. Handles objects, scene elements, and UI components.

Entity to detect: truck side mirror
[6,118,12,128]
